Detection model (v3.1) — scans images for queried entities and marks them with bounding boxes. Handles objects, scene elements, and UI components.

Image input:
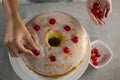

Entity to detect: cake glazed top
[23,11,89,78]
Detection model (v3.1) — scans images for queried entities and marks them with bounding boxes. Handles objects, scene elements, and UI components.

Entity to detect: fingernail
[32,50,40,56]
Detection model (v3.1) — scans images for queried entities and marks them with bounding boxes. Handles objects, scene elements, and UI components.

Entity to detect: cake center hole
[46,31,64,47]
[48,37,61,47]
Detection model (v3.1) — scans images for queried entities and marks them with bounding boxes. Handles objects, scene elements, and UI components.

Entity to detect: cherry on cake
[23,11,89,78]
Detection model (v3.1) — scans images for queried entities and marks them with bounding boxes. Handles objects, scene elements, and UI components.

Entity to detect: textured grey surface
[0,1,120,80]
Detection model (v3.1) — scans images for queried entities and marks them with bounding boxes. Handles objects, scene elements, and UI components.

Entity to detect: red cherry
[98,11,104,19]
[91,50,94,54]
[64,25,71,31]
[71,36,78,43]
[63,47,70,54]
[92,61,99,66]
[33,25,40,31]
[91,47,101,57]
[94,48,98,54]
[32,50,40,56]
[49,56,56,62]
[91,56,97,62]
[96,54,101,57]
[93,3,101,9]
[91,8,100,16]
[91,53,96,58]
[91,49,95,54]
[91,52,96,58]
[92,48,98,54]
[49,18,56,25]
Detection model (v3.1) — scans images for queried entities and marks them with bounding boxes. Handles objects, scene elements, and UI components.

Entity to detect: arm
[3,0,39,57]
[2,0,19,22]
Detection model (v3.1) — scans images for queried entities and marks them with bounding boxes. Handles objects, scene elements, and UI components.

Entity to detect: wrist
[12,12,22,22]
[2,0,19,21]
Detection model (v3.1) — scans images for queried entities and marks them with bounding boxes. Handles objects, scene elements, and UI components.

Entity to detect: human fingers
[97,18,106,25]
[9,42,25,57]
[12,45,25,57]
[6,42,18,57]
[5,44,15,57]
[90,4,106,25]
[105,3,112,18]
[88,10,99,25]
[26,35,39,50]
[86,0,99,24]
[15,39,34,56]
[26,35,40,56]
[99,4,106,19]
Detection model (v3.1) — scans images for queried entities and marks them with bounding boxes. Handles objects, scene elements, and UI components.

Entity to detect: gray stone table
[0,1,120,80]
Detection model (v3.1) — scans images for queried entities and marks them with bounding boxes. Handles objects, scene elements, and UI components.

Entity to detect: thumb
[105,3,112,18]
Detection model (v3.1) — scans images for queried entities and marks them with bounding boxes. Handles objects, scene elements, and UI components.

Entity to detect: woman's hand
[4,13,39,57]
[86,0,112,25]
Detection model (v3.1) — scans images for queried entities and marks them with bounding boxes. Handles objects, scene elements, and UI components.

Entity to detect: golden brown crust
[26,58,83,78]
